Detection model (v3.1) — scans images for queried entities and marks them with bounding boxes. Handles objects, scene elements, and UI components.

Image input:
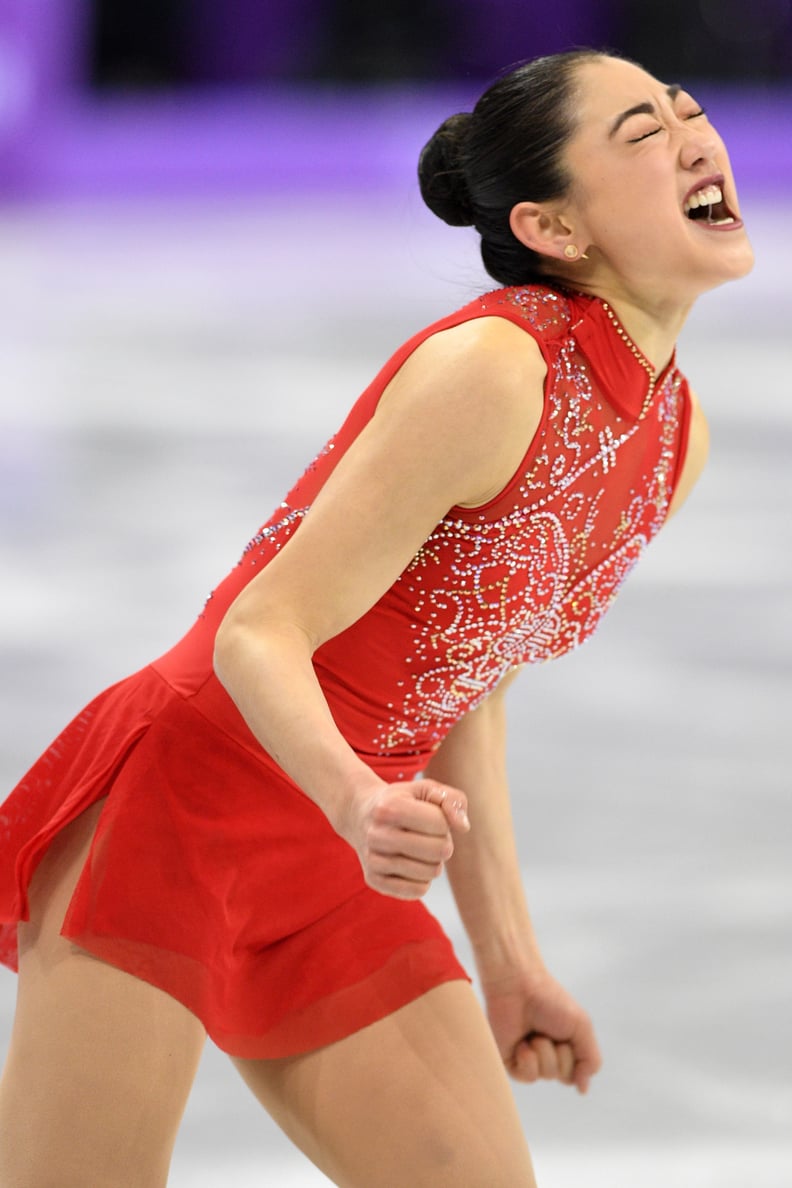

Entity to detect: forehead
[574,56,669,118]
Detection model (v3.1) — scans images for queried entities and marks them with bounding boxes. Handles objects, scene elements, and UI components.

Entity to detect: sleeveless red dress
[0,285,691,1057]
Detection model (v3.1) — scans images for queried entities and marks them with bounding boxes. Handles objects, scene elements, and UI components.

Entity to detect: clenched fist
[340,778,470,900]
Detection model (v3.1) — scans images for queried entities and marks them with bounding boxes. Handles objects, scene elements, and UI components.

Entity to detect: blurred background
[0,2,790,1185]
[0,0,791,197]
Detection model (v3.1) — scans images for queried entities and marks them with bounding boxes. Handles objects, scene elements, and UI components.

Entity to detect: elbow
[212,602,318,695]
[213,600,260,695]
[212,611,242,694]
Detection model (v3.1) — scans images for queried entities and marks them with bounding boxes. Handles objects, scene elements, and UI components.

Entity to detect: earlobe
[509,201,579,262]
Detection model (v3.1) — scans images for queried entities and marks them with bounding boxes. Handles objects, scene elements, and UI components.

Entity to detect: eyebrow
[608,84,682,137]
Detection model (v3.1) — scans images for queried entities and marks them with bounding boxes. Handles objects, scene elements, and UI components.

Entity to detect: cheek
[587,183,676,244]
[567,148,681,247]
[567,169,635,241]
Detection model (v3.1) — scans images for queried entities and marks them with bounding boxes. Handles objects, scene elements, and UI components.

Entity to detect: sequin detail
[366,321,685,758]
[242,506,308,556]
[205,285,688,770]
[502,285,572,332]
[240,437,337,560]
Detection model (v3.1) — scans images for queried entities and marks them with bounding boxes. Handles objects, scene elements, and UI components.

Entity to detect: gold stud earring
[564,244,579,260]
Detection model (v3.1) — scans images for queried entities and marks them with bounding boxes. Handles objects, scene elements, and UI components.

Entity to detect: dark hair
[418,49,604,286]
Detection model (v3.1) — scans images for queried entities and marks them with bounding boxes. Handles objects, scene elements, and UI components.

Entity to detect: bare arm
[424,671,602,1093]
[424,670,543,971]
[213,317,547,899]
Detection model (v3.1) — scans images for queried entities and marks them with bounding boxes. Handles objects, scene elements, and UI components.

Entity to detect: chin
[734,239,756,277]
[717,242,755,285]
[694,232,755,295]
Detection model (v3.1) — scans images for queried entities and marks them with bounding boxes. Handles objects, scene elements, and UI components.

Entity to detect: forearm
[423,694,545,975]
[213,616,382,837]
[446,806,545,975]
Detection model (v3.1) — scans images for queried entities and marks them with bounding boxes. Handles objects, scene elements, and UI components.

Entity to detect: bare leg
[0,802,206,1188]
[233,980,538,1188]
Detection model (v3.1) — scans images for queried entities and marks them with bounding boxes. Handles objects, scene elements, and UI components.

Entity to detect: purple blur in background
[185,0,325,83]
[0,2,789,200]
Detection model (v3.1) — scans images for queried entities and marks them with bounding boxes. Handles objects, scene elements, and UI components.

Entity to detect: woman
[0,49,752,1188]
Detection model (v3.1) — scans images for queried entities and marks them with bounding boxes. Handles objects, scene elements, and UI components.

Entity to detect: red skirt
[0,665,467,1057]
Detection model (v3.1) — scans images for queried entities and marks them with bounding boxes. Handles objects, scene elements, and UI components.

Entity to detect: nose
[678,122,720,171]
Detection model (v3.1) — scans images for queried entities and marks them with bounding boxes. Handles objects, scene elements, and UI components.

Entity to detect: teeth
[683,182,723,214]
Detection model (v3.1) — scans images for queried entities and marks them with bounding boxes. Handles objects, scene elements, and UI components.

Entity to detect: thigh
[0,801,207,1188]
[233,980,537,1188]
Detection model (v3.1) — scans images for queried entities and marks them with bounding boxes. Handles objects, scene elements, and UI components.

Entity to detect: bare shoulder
[375,315,548,507]
[222,319,550,648]
[667,386,710,520]
[380,315,547,410]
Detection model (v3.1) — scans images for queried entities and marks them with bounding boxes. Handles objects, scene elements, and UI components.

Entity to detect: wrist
[325,768,386,842]
[451,866,545,973]
[470,923,546,984]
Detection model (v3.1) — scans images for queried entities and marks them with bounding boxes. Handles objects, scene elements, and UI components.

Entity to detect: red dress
[0,284,691,1057]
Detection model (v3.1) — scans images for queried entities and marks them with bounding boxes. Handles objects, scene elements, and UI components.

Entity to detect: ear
[509,201,578,261]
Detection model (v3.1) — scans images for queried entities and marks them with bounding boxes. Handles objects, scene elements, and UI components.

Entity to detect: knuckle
[420,779,444,801]
[371,799,396,827]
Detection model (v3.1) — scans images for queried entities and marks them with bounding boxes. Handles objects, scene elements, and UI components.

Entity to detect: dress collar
[568,293,675,422]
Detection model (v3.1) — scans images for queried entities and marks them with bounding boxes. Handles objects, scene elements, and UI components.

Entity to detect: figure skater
[0,49,753,1188]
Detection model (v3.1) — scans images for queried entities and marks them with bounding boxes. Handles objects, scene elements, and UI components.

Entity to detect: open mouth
[683,181,738,227]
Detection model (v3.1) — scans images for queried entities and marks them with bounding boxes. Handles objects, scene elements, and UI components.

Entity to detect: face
[560,56,754,303]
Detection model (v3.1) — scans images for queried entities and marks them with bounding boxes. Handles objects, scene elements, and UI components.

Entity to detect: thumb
[414,779,470,834]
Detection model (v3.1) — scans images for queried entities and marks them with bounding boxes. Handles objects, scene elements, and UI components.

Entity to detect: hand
[342,778,470,901]
[481,964,602,1094]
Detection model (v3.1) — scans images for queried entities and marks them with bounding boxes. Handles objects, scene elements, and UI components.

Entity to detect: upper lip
[682,173,726,208]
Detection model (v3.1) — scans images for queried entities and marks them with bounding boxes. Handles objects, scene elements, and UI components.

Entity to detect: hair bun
[418,112,475,227]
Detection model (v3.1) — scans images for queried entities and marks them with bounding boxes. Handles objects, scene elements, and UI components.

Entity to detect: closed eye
[628,127,662,143]
[629,107,707,143]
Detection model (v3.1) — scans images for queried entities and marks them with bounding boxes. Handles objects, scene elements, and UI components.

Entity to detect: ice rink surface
[0,185,789,1185]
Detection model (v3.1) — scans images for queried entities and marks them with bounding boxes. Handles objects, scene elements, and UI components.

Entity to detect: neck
[555,268,698,375]
[559,275,693,377]
[601,295,690,378]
